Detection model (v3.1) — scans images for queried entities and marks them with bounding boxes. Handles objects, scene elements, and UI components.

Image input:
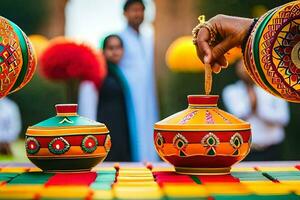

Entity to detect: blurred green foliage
[0,0,66,137]
[159,0,300,160]
[9,74,67,137]
[0,0,50,35]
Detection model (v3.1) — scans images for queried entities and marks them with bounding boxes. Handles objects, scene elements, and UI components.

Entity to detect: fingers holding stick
[194,25,212,65]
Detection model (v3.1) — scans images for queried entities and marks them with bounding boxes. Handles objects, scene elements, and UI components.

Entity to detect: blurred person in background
[119,0,158,161]
[79,35,137,161]
[222,59,290,161]
[0,97,21,157]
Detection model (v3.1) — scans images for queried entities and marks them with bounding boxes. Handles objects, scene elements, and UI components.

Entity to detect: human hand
[194,15,253,73]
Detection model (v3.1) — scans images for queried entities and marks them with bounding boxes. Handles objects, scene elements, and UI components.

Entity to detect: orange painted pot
[154,95,251,175]
[25,104,111,172]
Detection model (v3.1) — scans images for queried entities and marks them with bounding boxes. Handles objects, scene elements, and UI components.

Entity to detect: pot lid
[27,104,108,136]
[154,95,250,131]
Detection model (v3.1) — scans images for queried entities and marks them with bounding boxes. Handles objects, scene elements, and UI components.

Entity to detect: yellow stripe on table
[117,176,154,182]
[0,185,43,199]
[151,167,175,172]
[281,181,300,191]
[119,167,150,171]
[0,167,29,173]
[92,190,113,200]
[118,170,153,177]
[256,167,299,172]
[204,183,251,195]
[244,182,292,195]
[114,182,158,187]
[231,167,257,172]
[28,168,43,172]
[113,185,162,199]
[163,184,208,198]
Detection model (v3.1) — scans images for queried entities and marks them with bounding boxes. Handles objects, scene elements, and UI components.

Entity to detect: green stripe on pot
[33,116,104,127]
[252,8,280,96]
[9,20,29,92]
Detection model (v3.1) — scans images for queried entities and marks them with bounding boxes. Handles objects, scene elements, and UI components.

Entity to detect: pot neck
[188,95,219,108]
[55,104,78,116]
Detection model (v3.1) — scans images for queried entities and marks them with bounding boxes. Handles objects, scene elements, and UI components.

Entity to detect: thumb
[211,37,236,64]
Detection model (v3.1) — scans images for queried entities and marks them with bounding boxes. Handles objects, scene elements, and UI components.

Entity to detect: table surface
[0,161,299,200]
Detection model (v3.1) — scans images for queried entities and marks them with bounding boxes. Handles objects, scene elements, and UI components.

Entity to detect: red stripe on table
[198,175,240,183]
[153,171,195,186]
[296,165,300,170]
[34,135,107,147]
[154,130,251,143]
[45,172,97,186]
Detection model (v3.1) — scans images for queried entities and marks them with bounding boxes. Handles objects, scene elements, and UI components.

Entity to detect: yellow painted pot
[154,95,251,175]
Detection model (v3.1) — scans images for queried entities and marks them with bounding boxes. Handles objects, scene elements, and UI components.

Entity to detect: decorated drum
[0,16,36,98]
[244,1,300,102]
[154,95,251,175]
[25,104,111,172]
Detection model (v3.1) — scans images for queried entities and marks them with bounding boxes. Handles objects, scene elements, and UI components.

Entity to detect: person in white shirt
[79,0,158,162]
[222,59,290,161]
[0,97,21,156]
[118,0,159,162]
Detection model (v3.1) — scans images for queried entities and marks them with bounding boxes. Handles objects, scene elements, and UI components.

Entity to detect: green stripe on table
[0,173,19,178]
[238,177,271,181]
[264,171,300,176]
[90,182,112,190]
[95,174,116,183]
[232,172,270,181]
[7,172,54,184]
[96,170,116,174]
[0,173,20,182]
[263,171,300,181]
[231,172,265,177]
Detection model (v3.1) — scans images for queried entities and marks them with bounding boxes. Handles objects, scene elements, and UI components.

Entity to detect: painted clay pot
[25,104,111,172]
[154,95,251,175]
[244,1,300,103]
[0,16,36,98]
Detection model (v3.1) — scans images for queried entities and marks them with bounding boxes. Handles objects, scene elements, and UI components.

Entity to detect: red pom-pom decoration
[39,37,106,87]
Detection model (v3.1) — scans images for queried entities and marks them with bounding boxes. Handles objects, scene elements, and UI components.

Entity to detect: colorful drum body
[244,1,300,102]
[154,95,251,175]
[0,16,36,98]
[25,104,111,172]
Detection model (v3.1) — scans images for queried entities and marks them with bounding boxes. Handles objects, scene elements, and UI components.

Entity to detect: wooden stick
[205,63,212,95]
